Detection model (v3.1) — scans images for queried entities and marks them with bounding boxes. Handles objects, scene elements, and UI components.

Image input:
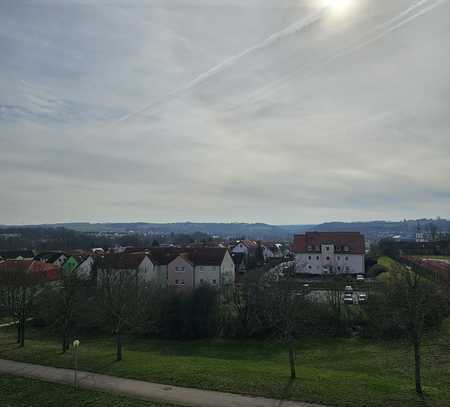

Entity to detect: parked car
[356,274,365,282]
[344,285,353,293]
[358,293,368,303]
[344,293,354,304]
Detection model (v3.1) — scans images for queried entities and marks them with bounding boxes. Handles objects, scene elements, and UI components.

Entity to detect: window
[200,278,204,284]
[326,246,330,251]
[344,246,350,252]
[198,266,204,271]
[337,266,341,271]
[345,266,350,271]
[345,256,349,261]
[212,279,217,285]
[175,266,185,272]
[307,245,312,252]
[308,265,312,269]
[337,256,340,260]
[175,279,178,284]
[308,256,312,260]
[316,256,319,260]
[315,245,320,251]
[326,256,330,261]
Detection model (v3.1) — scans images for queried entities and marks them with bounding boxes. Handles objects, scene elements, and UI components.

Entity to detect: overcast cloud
[1,0,449,224]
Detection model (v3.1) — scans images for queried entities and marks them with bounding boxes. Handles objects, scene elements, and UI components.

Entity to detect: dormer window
[344,246,350,252]
[307,245,312,252]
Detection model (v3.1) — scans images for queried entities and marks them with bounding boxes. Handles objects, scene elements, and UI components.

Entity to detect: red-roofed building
[293,232,365,275]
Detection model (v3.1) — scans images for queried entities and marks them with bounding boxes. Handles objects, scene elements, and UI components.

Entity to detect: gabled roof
[233,240,259,250]
[98,253,148,270]
[293,232,365,254]
[119,247,230,267]
[34,252,65,263]
[0,259,60,282]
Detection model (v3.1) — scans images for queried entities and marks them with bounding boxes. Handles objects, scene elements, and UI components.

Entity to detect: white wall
[295,252,364,275]
[220,251,235,285]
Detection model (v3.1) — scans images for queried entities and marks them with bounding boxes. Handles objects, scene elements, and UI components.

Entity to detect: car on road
[344,293,354,304]
[358,293,368,304]
[344,285,353,293]
[356,274,365,282]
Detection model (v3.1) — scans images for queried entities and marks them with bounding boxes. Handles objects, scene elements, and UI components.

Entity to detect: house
[293,232,365,275]
[76,255,95,280]
[0,259,61,282]
[231,240,259,256]
[34,252,67,268]
[96,253,158,284]
[167,248,235,290]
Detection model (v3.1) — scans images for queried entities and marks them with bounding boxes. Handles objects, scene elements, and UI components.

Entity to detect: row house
[293,232,365,275]
[95,248,235,291]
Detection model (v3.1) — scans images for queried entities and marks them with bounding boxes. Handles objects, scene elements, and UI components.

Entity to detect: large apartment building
[293,232,365,275]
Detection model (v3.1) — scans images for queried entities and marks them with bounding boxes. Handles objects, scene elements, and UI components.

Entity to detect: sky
[1,0,449,225]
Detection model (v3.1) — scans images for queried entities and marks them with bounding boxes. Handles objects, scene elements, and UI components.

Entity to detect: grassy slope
[1,322,449,407]
[0,374,175,407]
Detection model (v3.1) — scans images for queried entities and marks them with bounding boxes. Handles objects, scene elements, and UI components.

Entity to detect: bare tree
[258,272,308,379]
[385,260,447,396]
[36,270,83,353]
[0,261,44,347]
[326,275,345,336]
[97,264,142,361]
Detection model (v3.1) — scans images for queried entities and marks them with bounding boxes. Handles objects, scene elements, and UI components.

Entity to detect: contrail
[117,7,328,122]
[227,0,446,112]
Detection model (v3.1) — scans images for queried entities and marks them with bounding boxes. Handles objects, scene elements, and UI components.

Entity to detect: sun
[322,0,354,15]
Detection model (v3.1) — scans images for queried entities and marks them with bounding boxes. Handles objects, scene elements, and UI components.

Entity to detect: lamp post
[73,339,80,389]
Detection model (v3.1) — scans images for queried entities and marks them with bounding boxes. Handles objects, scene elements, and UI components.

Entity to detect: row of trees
[0,259,449,395]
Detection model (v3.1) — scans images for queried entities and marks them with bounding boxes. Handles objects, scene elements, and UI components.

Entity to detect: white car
[344,293,354,304]
[358,293,368,303]
[344,285,353,293]
[356,274,365,282]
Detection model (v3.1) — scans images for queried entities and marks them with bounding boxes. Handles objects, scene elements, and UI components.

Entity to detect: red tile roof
[293,232,365,255]
[0,260,61,282]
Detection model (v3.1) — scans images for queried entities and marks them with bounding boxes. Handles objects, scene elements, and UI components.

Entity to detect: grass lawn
[0,374,176,407]
[1,321,449,407]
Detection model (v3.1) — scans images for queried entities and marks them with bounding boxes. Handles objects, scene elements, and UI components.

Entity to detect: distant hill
[310,219,450,240]
[2,219,448,241]
[1,222,314,240]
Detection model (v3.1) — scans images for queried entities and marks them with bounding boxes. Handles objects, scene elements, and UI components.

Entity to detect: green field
[0,374,175,407]
[1,321,449,407]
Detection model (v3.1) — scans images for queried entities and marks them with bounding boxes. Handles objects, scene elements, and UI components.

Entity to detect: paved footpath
[0,359,325,407]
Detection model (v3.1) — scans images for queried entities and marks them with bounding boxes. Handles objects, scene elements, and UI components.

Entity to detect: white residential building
[293,232,365,275]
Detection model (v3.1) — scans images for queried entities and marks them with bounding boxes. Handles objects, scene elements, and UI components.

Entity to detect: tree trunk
[414,334,423,396]
[62,331,67,353]
[19,317,25,348]
[116,333,123,361]
[17,321,21,344]
[288,339,296,379]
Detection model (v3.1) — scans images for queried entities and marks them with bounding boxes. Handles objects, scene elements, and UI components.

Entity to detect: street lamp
[73,339,80,389]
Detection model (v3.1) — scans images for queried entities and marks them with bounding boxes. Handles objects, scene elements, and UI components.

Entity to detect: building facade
[293,232,365,275]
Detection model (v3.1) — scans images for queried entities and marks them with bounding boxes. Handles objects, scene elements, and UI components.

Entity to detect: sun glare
[322,0,354,16]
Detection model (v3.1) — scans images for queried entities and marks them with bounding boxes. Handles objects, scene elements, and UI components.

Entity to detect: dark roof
[98,253,147,270]
[34,252,65,263]
[116,247,230,267]
[0,250,34,260]
[186,248,228,266]
[293,232,365,255]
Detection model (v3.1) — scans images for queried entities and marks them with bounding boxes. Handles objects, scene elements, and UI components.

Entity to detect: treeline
[370,237,450,258]
[0,227,214,252]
